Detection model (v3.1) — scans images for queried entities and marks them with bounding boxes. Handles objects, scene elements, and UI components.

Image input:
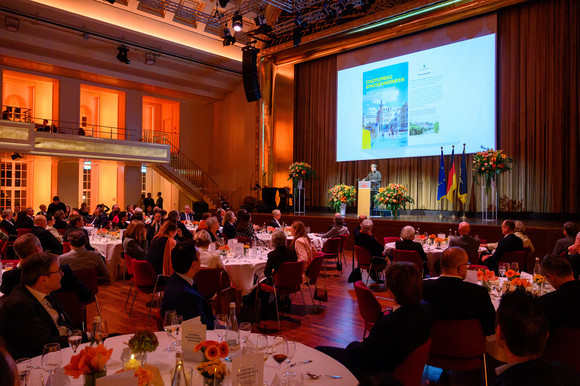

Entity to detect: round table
[89,237,123,281]
[31,331,357,385]
[222,250,269,295]
[256,233,324,250]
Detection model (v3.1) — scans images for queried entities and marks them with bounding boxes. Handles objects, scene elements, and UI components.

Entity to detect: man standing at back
[47,196,66,216]
[481,220,523,271]
[423,247,495,335]
[449,222,480,259]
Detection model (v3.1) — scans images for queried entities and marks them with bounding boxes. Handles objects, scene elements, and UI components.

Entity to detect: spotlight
[218,0,229,7]
[144,52,156,65]
[11,152,22,160]
[321,1,336,19]
[5,16,20,32]
[232,12,243,32]
[254,14,266,26]
[116,45,130,64]
[222,28,236,47]
[293,28,302,46]
[293,14,308,29]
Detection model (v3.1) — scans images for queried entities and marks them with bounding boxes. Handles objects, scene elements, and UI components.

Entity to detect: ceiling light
[232,12,243,32]
[145,53,156,65]
[5,16,20,32]
[116,45,130,64]
[11,152,22,160]
[222,28,236,47]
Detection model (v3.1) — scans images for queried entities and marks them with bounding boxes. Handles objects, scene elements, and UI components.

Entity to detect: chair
[321,237,342,269]
[193,268,221,302]
[130,260,168,326]
[393,338,432,386]
[467,250,481,264]
[499,250,526,269]
[74,268,101,316]
[393,249,423,274]
[354,245,387,286]
[53,290,86,330]
[236,236,251,245]
[0,229,13,259]
[544,327,580,374]
[426,319,488,385]
[384,237,400,244]
[468,264,488,271]
[16,228,31,237]
[62,242,71,254]
[57,228,67,236]
[478,239,487,245]
[154,310,164,331]
[303,255,324,311]
[338,234,349,265]
[354,280,382,339]
[124,253,135,309]
[256,261,309,330]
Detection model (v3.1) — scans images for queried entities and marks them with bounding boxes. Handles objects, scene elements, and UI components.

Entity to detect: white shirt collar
[176,272,193,286]
[26,285,49,302]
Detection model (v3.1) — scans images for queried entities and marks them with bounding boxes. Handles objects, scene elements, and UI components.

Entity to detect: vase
[84,369,107,386]
[339,203,346,217]
[296,179,303,189]
[135,351,147,365]
[480,176,497,221]
[203,376,224,386]
[389,206,399,219]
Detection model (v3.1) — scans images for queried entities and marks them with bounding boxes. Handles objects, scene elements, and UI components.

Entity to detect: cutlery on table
[290,360,312,367]
[306,372,342,379]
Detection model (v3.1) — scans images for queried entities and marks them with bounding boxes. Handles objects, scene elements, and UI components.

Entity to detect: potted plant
[373,183,414,219]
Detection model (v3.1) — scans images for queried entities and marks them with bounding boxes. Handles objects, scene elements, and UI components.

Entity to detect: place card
[181,316,206,361]
[231,351,264,386]
[95,370,138,386]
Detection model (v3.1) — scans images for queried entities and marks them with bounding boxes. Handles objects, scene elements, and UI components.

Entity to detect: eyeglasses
[46,269,63,277]
[458,263,471,269]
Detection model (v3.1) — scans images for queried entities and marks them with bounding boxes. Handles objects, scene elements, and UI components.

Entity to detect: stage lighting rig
[116,45,130,64]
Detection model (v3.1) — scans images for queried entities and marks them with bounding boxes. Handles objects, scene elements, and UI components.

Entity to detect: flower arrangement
[434,237,445,248]
[472,148,513,187]
[194,340,229,361]
[266,226,275,234]
[418,235,426,244]
[288,162,316,182]
[197,359,227,385]
[218,245,230,256]
[116,367,155,386]
[373,183,414,218]
[127,329,159,355]
[328,184,357,212]
[533,274,545,286]
[64,344,113,379]
[97,228,108,235]
[243,244,250,255]
[504,269,519,280]
[477,268,498,292]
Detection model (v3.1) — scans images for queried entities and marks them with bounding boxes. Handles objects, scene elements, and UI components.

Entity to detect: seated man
[422,247,495,336]
[15,209,34,229]
[354,219,387,283]
[161,240,215,329]
[179,205,195,222]
[352,214,367,238]
[493,290,578,385]
[315,263,432,381]
[0,209,17,239]
[0,253,77,359]
[449,222,480,258]
[270,209,282,228]
[91,207,110,229]
[63,214,94,251]
[32,215,63,254]
[0,233,92,301]
[392,226,428,265]
[539,255,580,331]
[481,220,523,271]
[59,231,110,281]
[553,221,578,256]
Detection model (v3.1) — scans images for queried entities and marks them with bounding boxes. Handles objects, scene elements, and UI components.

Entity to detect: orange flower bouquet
[477,268,498,292]
[218,245,230,257]
[194,340,229,362]
[64,344,113,382]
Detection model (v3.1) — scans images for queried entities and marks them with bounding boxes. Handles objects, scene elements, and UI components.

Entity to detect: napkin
[95,370,138,386]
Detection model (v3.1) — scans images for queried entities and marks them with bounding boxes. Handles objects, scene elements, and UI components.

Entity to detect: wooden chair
[354,245,387,286]
[393,249,423,275]
[129,260,168,326]
[393,338,432,386]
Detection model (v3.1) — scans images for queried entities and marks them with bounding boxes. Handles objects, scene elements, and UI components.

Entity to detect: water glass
[27,372,44,386]
[215,314,228,342]
[41,343,62,376]
[68,329,83,353]
[239,322,252,345]
[511,262,519,273]
[256,334,269,362]
[281,371,304,386]
[163,310,179,352]
[285,340,296,368]
[15,358,31,385]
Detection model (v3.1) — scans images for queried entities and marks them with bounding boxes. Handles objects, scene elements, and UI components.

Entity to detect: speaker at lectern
[358,180,371,217]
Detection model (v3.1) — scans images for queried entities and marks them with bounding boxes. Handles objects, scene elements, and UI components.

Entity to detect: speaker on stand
[242,46,261,102]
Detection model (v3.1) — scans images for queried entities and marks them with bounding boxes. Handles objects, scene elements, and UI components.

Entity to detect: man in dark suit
[482,220,524,271]
[179,205,195,222]
[0,253,76,359]
[552,221,578,256]
[0,233,91,301]
[423,247,495,335]
[493,290,578,386]
[143,193,155,213]
[64,215,95,251]
[15,208,34,229]
[449,222,480,258]
[146,211,163,241]
[269,209,282,228]
[32,215,63,255]
[47,196,66,216]
[539,255,580,331]
[161,240,214,328]
[222,211,236,240]
[1,209,17,239]
[156,192,164,209]
[91,207,110,229]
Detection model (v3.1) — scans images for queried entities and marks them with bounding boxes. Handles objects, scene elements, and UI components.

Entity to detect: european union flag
[437,148,446,202]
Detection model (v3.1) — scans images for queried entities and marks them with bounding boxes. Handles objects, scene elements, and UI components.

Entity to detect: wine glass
[68,330,82,353]
[15,358,32,385]
[498,263,507,277]
[256,334,269,362]
[100,320,109,343]
[41,343,62,376]
[215,314,228,342]
[511,262,520,273]
[163,311,178,352]
[174,315,183,348]
[272,336,288,375]
[27,372,44,386]
[239,322,251,348]
[285,340,296,368]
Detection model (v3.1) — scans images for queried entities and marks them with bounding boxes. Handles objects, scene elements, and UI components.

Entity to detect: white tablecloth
[257,233,324,250]
[90,238,123,281]
[31,331,357,385]
[222,250,269,295]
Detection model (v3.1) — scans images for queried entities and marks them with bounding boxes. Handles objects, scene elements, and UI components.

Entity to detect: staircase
[142,131,220,209]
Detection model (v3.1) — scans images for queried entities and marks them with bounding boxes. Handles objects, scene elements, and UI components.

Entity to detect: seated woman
[112,211,128,230]
[195,230,224,269]
[205,216,221,242]
[53,210,67,229]
[315,262,432,380]
[316,215,349,239]
[45,214,63,243]
[392,225,428,264]
[290,221,318,265]
[515,220,535,255]
[146,221,178,275]
[196,212,211,232]
[235,212,258,241]
[123,220,148,260]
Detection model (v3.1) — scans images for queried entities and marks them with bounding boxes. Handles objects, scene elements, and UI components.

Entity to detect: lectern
[358,180,371,217]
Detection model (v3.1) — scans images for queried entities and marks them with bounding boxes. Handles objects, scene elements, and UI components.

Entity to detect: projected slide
[337,34,496,161]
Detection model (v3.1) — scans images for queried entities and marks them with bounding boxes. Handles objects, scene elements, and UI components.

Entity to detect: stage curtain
[293,0,579,214]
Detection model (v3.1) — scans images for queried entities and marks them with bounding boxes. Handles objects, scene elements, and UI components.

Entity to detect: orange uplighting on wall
[80,84,125,140]
[142,95,180,148]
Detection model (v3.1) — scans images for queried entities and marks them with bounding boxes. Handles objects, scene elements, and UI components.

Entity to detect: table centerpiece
[126,329,159,364]
[63,344,113,386]
[194,340,229,385]
[373,183,414,219]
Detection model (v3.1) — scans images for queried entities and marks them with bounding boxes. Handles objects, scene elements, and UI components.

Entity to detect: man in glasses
[422,247,496,336]
[0,253,77,359]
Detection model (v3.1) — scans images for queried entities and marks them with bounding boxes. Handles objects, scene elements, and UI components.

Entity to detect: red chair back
[478,239,487,245]
[544,327,580,374]
[1,259,19,266]
[219,269,231,290]
[57,228,67,236]
[393,338,432,386]
[339,234,348,253]
[393,249,423,273]
[468,264,488,271]
[499,251,526,268]
[154,310,164,331]
[354,245,372,269]
[131,260,158,288]
[467,250,481,264]
[384,237,400,244]
[193,268,221,300]
[321,237,341,258]
[427,319,486,370]
[53,291,86,329]
[17,228,31,237]
[273,261,304,291]
[354,280,382,334]
[125,253,135,276]
[236,236,251,245]
[74,268,99,298]
[62,242,71,254]
[305,255,324,286]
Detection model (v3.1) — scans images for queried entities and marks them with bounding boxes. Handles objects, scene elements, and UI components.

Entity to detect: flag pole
[461,143,467,220]
[450,145,457,219]
[439,146,444,219]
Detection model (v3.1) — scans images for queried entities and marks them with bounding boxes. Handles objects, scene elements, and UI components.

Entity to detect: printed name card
[95,370,139,386]
[181,316,206,361]
[232,351,264,386]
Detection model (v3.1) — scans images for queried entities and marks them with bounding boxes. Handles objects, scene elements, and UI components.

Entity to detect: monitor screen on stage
[336,16,497,162]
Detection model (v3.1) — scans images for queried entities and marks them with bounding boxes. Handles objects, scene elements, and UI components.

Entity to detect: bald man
[352,214,367,238]
[448,222,480,259]
[422,247,495,335]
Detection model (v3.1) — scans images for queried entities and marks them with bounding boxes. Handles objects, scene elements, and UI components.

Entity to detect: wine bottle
[226,302,240,351]
[171,351,188,386]
[533,257,542,276]
[91,316,102,346]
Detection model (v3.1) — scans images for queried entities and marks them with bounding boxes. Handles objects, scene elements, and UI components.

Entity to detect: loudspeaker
[242,47,261,102]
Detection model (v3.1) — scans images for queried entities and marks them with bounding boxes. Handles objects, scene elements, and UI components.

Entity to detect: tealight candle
[123,354,141,370]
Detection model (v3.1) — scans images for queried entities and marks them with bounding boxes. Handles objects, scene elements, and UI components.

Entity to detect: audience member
[63,214,95,251]
[215,209,225,225]
[0,209,17,238]
[315,262,432,380]
[161,240,214,328]
[37,204,48,216]
[205,216,221,242]
[514,220,535,255]
[553,222,578,256]
[123,220,148,260]
[222,211,236,240]
[78,202,90,218]
[423,247,495,335]
[290,221,318,265]
[194,230,223,269]
[143,193,155,213]
[108,204,120,221]
[179,205,195,222]
[15,209,33,229]
[146,211,163,241]
[481,220,524,271]
[391,226,427,266]
[539,255,580,331]
[156,192,164,209]
[45,214,63,243]
[59,231,109,280]
[52,210,67,230]
[493,290,578,385]
[354,219,387,283]
[113,211,128,230]
[567,232,580,278]
[448,221,480,258]
[0,234,91,300]
[270,209,282,228]
[32,215,63,254]
[146,220,178,275]
[91,207,110,229]
[235,212,258,241]
[317,215,349,239]
[167,210,193,240]
[47,196,66,216]
[0,253,76,359]
[196,212,211,232]
[352,214,367,238]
